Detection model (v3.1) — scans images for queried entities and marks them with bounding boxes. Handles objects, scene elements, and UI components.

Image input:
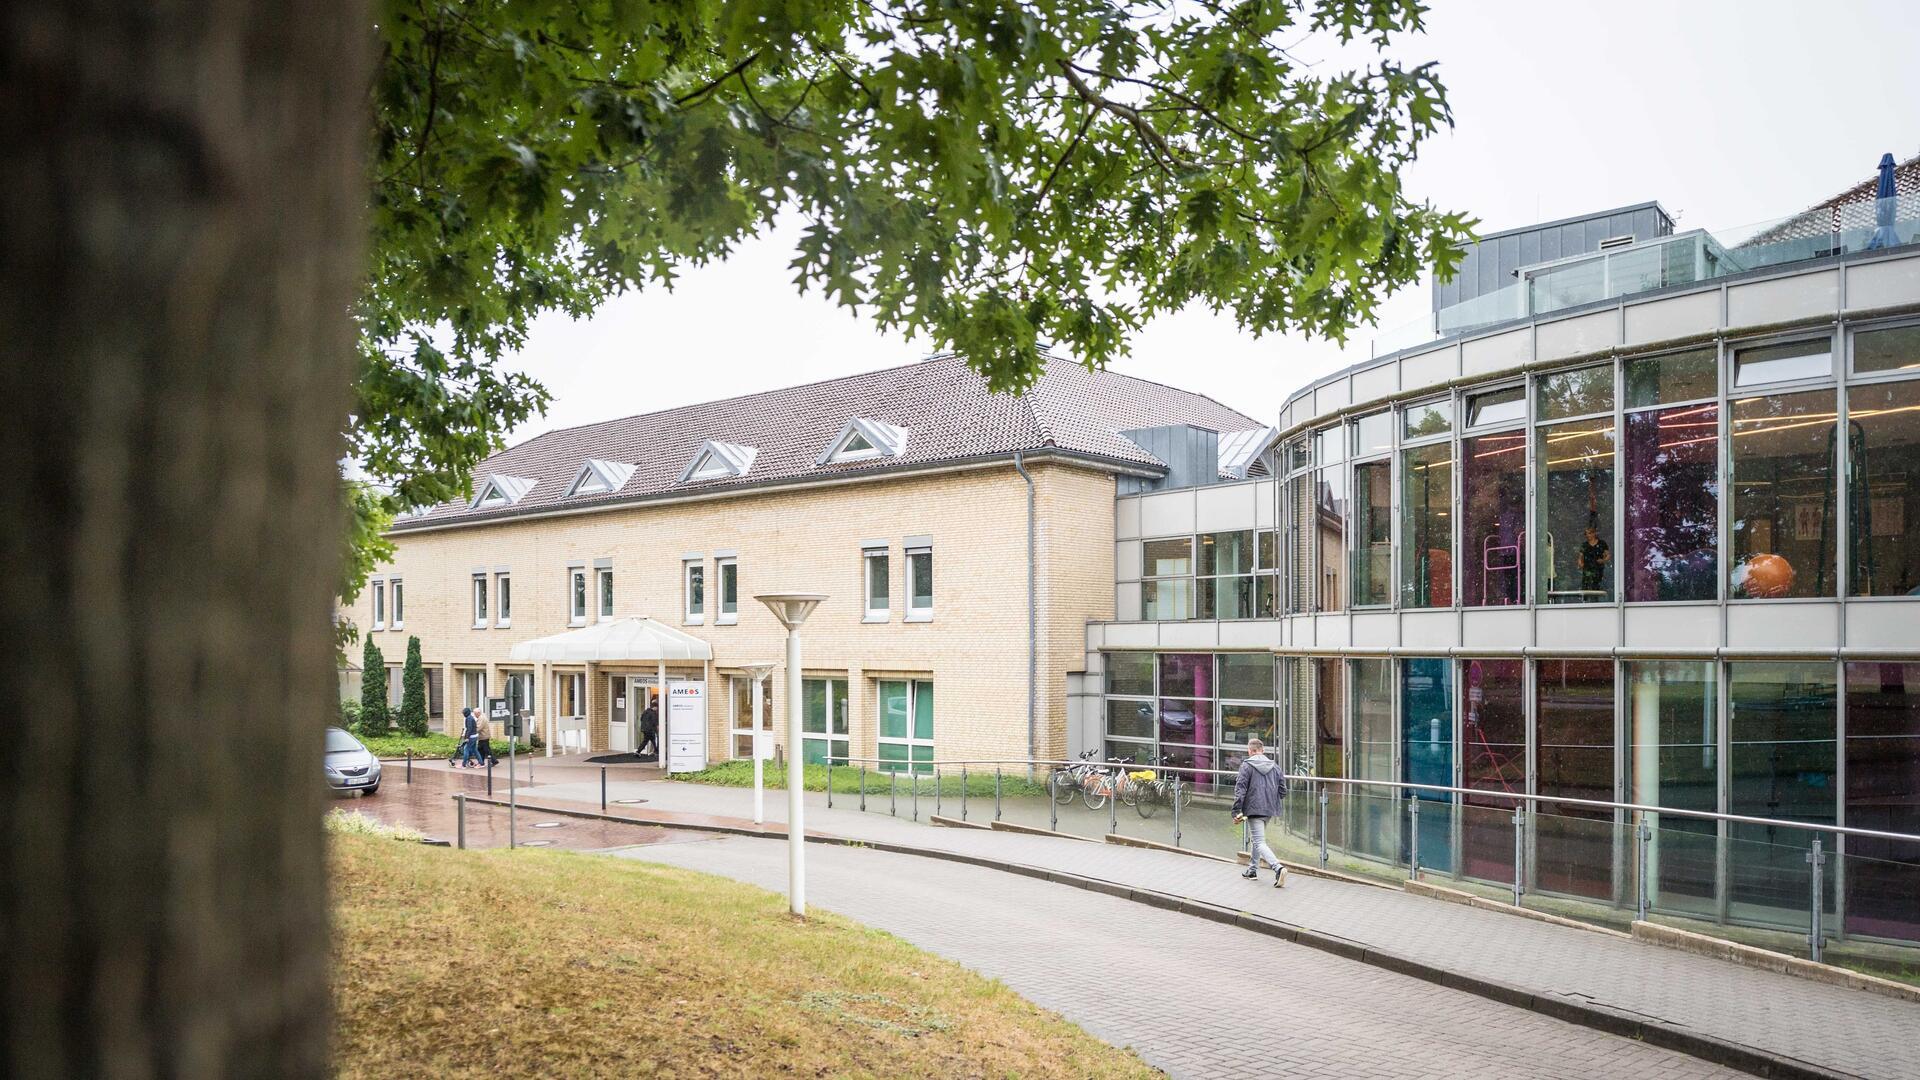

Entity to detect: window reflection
[1727,662,1836,922]
[1349,659,1397,862]
[1537,420,1616,603]
[1462,431,1527,606]
[1400,443,1453,607]
[1401,658,1454,874]
[1352,460,1392,606]
[1627,661,1718,917]
[1534,660,1615,900]
[1730,390,1836,598]
[1461,658,1526,885]
[1847,379,1920,596]
[1624,404,1719,601]
[1844,662,1920,941]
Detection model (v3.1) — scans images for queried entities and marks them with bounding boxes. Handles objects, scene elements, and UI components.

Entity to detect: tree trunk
[0,2,368,1076]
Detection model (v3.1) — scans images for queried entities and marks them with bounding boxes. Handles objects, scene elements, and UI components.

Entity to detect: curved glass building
[1077,189,1920,945]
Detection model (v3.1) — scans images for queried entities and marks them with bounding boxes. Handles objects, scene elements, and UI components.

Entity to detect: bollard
[601,765,608,813]
[487,758,494,797]
[406,750,412,784]
[961,766,968,822]
[1807,837,1826,962]
[912,772,920,822]
[1511,806,1525,906]
[1172,777,1183,848]
[455,793,466,849]
[860,765,867,812]
[827,759,834,810]
[1317,786,1330,869]
[1635,814,1651,921]
[994,767,1002,822]
[935,767,942,818]
[890,771,897,817]
[1408,796,1421,881]
[1108,773,1118,836]
[1050,774,1058,831]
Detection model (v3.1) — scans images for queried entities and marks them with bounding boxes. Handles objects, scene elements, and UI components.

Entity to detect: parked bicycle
[1126,769,1194,818]
[1047,750,1104,806]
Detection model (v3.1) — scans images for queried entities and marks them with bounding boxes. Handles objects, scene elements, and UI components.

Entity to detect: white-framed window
[495,573,511,628]
[389,578,404,628]
[387,665,404,708]
[684,559,706,624]
[461,669,487,712]
[568,566,588,625]
[471,574,488,628]
[877,679,933,775]
[802,678,851,765]
[597,566,615,620]
[716,557,738,624]
[863,546,890,622]
[905,542,933,621]
[370,579,386,631]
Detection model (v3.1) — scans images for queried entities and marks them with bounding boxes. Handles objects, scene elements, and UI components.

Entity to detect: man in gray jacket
[1231,738,1289,888]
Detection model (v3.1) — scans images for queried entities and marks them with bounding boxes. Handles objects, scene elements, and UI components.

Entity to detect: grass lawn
[352,731,529,759]
[672,759,1051,799]
[331,832,1156,1078]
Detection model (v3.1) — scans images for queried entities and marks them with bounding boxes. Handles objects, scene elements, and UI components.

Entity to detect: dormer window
[678,440,758,484]
[470,474,534,510]
[819,418,910,465]
[568,458,637,497]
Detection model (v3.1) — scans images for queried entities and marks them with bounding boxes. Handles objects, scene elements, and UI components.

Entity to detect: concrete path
[617,835,1742,1080]
[498,775,1920,1080]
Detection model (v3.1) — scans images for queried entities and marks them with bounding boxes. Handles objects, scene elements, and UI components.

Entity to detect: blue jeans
[1246,816,1281,872]
[457,736,480,765]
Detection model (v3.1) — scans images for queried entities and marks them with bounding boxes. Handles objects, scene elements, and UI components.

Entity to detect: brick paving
[618,835,1745,1080]
[520,776,1920,1080]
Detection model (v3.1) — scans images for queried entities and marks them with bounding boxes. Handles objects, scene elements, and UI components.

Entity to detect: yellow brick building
[344,354,1263,770]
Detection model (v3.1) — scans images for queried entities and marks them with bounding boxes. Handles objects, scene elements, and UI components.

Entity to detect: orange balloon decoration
[1740,553,1795,598]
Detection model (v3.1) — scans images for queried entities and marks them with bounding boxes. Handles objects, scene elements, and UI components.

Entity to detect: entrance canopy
[508,617,712,663]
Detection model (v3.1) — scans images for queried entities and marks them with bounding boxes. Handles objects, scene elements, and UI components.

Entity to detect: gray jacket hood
[1246,754,1276,773]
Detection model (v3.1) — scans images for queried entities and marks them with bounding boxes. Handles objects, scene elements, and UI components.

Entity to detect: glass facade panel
[1159,653,1211,698]
[1314,658,1346,850]
[1626,661,1719,917]
[1350,659,1397,862]
[1727,662,1836,923]
[1199,531,1255,575]
[1537,419,1616,603]
[1314,426,1346,465]
[1219,703,1277,749]
[1403,399,1453,440]
[1197,576,1254,619]
[1624,404,1719,602]
[1853,323,1920,375]
[1847,379,1920,596]
[1286,474,1314,614]
[1105,697,1156,741]
[1534,660,1616,901]
[1402,658,1454,874]
[1536,365,1612,421]
[1625,347,1717,409]
[878,681,908,740]
[1352,459,1392,606]
[1461,658,1525,885]
[1730,390,1836,598]
[1733,338,1831,387]
[800,678,850,765]
[1844,662,1920,942]
[1461,431,1527,606]
[1466,385,1526,427]
[1106,652,1153,696]
[1218,653,1274,701]
[1400,443,1453,607]
[1315,465,1348,612]
[1352,411,1394,456]
[1142,579,1193,620]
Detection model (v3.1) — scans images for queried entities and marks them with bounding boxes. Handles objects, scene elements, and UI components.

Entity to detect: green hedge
[671,759,1050,798]
[354,732,529,759]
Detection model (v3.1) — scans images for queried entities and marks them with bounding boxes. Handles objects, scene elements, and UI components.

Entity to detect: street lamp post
[740,661,779,824]
[755,592,827,918]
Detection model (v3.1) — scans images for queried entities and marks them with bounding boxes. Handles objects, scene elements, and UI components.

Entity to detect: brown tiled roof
[393,353,1259,531]
[1741,151,1920,246]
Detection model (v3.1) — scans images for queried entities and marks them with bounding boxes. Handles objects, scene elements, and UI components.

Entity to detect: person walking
[638,697,660,760]
[454,707,481,768]
[475,722,497,768]
[1232,737,1289,888]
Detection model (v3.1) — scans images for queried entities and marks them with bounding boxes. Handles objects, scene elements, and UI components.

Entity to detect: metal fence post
[1511,805,1525,906]
[859,765,867,812]
[406,749,412,784]
[1108,774,1118,836]
[455,793,466,850]
[827,759,834,809]
[890,770,897,817]
[601,765,608,813]
[487,758,493,797]
[1050,775,1058,832]
[1172,778,1182,849]
[1408,795,1421,881]
[994,767,1002,821]
[961,766,968,822]
[913,772,920,822]
[1636,814,1651,921]
[1807,837,1826,962]
[934,767,941,818]
[1317,786,1330,869]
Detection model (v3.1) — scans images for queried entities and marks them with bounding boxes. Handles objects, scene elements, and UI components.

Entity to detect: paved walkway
[618,835,1740,1079]
[509,775,1920,1080]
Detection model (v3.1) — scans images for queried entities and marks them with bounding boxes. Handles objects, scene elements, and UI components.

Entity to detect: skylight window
[677,441,758,485]
[819,418,910,465]
[568,458,637,497]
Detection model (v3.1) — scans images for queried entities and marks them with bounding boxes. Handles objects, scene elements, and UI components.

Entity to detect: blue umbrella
[1866,152,1901,250]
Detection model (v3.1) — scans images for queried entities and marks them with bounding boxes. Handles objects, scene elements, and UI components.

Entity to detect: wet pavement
[332,765,700,852]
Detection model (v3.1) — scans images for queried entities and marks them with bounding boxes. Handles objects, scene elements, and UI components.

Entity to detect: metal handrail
[833,755,1920,846]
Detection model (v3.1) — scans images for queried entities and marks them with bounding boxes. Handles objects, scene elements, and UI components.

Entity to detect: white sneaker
[1274,867,1287,889]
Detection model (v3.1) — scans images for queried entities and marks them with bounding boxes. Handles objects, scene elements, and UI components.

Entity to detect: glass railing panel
[1434,280,1527,336]
[1842,834,1920,945]
[1642,815,1719,920]
[1726,824,1837,934]
[1532,806,1619,904]
[1458,798,1519,888]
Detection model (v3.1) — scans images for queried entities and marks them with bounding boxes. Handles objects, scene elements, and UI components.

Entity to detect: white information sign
[666,680,708,774]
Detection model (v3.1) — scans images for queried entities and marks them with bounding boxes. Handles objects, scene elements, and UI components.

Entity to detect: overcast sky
[501,0,1920,442]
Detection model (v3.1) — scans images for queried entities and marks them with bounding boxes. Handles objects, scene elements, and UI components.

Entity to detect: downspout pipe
[1013,452,1036,764]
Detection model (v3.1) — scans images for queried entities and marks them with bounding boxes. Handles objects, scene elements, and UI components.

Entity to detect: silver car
[325,726,383,795]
